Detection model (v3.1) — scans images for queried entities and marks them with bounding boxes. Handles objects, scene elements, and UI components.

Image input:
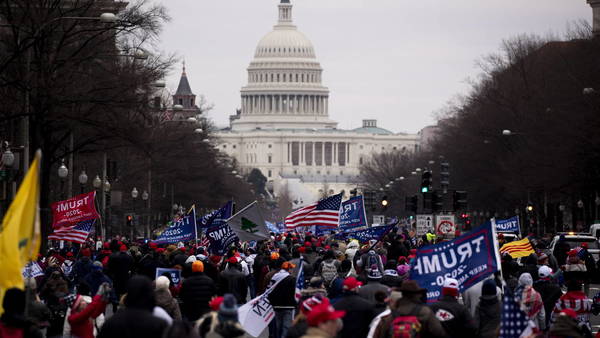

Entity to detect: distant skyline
[156,0,591,133]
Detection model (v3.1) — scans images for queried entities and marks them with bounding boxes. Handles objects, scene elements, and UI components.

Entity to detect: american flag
[499,288,530,338]
[295,259,305,302]
[285,193,342,229]
[48,218,95,244]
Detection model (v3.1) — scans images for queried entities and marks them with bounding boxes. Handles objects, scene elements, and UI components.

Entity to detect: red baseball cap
[342,277,362,291]
[301,296,324,315]
[306,300,345,326]
[228,257,238,264]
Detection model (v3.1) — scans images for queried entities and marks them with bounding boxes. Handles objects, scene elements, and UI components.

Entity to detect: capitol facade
[212,0,421,204]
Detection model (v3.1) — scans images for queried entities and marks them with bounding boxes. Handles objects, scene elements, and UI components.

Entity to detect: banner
[410,221,500,302]
[494,216,520,233]
[265,221,282,234]
[339,196,368,232]
[237,272,287,337]
[22,261,44,279]
[206,222,238,255]
[155,268,182,287]
[153,207,197,245]
[226,201,270,242]
[334,224,394,242]
[51,191,100,229]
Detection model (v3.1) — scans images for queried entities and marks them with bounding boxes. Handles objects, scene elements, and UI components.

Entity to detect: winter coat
[179,272,217,321]
[98,308,168,338]
[286,318,308,338]
[107,252,133,296]
[67,295,107,338]
[300,287,327,302]
[154,288,182,321]
[533,278,563,328]
[268,275,296,308]
[462,278,501,317]
[358,281,389,304]
[300,327,335,338]
[83,270,113,297]
[194,311,245,338]
[552,291,593,328]
[474,297,501,338]
[333,292,377,338]
[429,295,476,338]
[72,257,93,285]
[380,270,403,288]
[219,266,248,304]
[373,297,447,338]
[0,315,43,338]
[548,314,584,338]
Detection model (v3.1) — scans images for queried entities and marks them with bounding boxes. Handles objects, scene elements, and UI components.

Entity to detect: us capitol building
[179,0,425,204]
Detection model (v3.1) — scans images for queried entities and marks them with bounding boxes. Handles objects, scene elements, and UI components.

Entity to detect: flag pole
[192,205,198,247]
[225,201,257,222]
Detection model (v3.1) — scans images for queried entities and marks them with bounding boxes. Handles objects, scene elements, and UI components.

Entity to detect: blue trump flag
[494,216,520,233]
[265,221,282,234]
[154,207,197,245]
[198,201,233,230]
[339,196,368,232]
[410,221,500,302]
[334,224,394,242]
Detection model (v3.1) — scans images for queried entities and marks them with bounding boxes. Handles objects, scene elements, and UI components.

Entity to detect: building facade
[214,0,420,204]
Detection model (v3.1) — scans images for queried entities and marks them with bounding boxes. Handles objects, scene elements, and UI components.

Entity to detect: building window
[178,98,183,105]
[359,157,363,165]
[338,142,346,166]
[315,142,323,166]
[268,155,272,163]
[305,142,313,166]
[268,170,272,178]
[268,144,272,148]
[291,141,300,166]
[324,142,332,166]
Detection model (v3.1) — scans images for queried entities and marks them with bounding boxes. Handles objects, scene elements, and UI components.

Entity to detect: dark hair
[77,282,91,296]
[125,276,156,312]
[323,250,335,260]
[374,290,387,303]
[340,259,352,272]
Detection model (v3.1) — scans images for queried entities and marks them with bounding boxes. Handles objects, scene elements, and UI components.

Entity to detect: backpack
[367,251,379,270]
[389,305,422,338]
[321,260,338,284]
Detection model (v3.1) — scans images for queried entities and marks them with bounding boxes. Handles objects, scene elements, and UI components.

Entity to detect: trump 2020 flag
[493,216,520,233]
[226,201,269,242]
[410,221,500,302]
[153,207,197,245]
[198,201,233,229]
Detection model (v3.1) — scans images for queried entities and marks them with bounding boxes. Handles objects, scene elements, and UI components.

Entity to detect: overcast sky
[156,0,591,133]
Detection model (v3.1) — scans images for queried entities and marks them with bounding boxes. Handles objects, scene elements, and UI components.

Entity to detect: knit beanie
[481,279,497,299]
[518,273,533,287]
[192,260,204,273]
[219,294,239,322]
[441,278,459,297]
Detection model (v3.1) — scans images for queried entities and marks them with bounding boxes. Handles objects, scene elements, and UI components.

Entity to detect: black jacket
[474,297,501,338]
[267,275,296,307]
[428,295,476,338]
[219,266,248,304]
[332,292,376,338]
[98,309,168,338]
[107,252,133,295]
[179,272,217,321]
[533,279,563,327]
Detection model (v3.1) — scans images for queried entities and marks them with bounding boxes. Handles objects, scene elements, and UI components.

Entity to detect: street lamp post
[78,170,88,194]
[1,142,15,216]
[57,159,68,200]
[142,190,149,238]
[131,187,138,241]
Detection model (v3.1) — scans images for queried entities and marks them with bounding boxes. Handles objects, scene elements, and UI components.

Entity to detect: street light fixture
[152,80,166,88]
[99,13,118,23]
[577,200,584,209]
[131,187,139,199]
[103,179,111,192]
[93,175,101,189]
[502,129,512,136]
[194,128,203,134]
[58,159,69,179]
[142,190,149,201]
[583,87,596,95]
[1,147,14,168]
[78,170,88,193]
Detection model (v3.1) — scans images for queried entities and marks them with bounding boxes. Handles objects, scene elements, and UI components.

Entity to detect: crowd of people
[1,228,599,338]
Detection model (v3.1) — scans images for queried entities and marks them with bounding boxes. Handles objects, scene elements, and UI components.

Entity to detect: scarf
[519,285,543,319]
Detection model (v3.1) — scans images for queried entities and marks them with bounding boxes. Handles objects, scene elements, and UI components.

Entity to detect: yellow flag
[0,150,41,313]
[499,237,534,258]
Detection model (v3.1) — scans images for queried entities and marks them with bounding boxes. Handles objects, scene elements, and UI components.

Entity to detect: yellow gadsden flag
[499,237,535,258]
[0,150,41,313]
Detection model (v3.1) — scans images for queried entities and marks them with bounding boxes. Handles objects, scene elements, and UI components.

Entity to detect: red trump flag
[51,191,100,229]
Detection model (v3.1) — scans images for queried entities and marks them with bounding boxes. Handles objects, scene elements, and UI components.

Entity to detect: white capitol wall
[216,128,419,200]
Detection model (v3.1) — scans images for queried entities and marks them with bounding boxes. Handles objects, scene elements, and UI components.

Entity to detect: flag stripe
[285,194,342,229]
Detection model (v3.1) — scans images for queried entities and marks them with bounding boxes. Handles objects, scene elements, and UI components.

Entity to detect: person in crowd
[357,250,384,280]
[23,278,51,334]
[553,234,570,266]
[333,277,376,338]
[474,279,501,338]
[533,265,563,330]
[300,277,327,301]
[287,295,325,338]
[194,294,245,338]
[514,272,546,330]
[0,288,43,338]
[463,275,501,317]
[366,291,402,338]
[39,270,69,337]
[301,298,345,338]
[317,250,340,289]
[219,257,248,304]
[72,248,94,287]
[429,278,476,337]
[267,261,297,338]
[551,279,593,336]
[61,252,76,285]
[344,240,360,275]
[83,261,113,297]
[155,275,182,321]
[244,247,258,298]
[358,265,389,304]
[180,260,217,321]
[380,260,402,289]
[107,244,134,301]
[98,275,169,338]
[66,282,110,338]
[549,308,587,338]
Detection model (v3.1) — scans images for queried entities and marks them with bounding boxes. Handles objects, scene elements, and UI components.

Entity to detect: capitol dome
[255,29,316,59]
[232,0,336,131]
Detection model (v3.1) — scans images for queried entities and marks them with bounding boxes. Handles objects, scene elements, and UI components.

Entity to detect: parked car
[549,232,600,262]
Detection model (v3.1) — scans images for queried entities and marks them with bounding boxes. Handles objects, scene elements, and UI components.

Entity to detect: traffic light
[126,214,133,227]
[453,191,468,211]
[526,203,534,212]
[381,195,389,211]
[440,162,450,193]
[460,213,471,228]
[405,195,418,213]
[432,190,444,212]
[421,170,432,193]
[423,191,433,211]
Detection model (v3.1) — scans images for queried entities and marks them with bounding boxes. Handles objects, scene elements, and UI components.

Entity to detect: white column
[278,95,282,113]
[299,95,304,114]
[333,143,337,163]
